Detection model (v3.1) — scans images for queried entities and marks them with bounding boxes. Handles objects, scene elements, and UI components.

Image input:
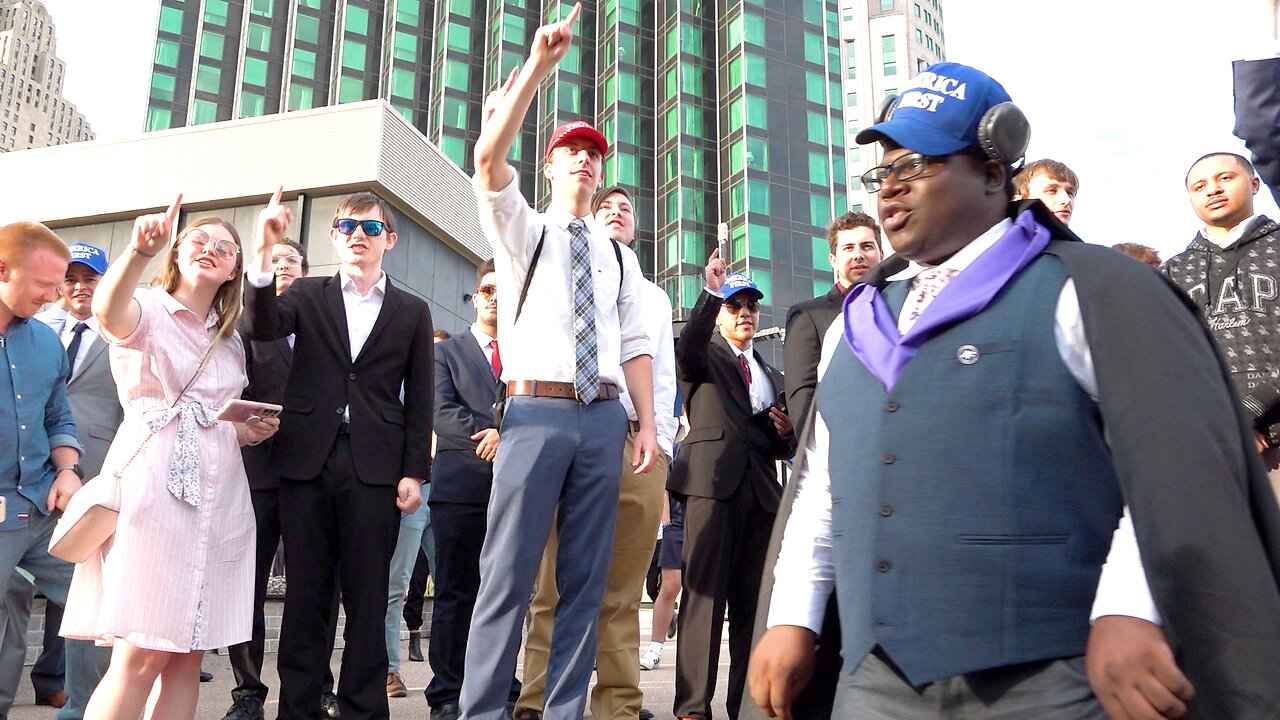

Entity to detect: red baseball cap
[545,121,609,160]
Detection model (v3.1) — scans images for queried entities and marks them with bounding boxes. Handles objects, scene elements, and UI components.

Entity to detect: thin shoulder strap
[515,226,547,323]
[612,239,624,293]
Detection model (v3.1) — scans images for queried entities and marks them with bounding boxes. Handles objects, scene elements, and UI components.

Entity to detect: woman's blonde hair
[151,218,243,339]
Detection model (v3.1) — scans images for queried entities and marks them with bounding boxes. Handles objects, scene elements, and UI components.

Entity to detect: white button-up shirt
[619,279,679,458]
[474,172,653,396]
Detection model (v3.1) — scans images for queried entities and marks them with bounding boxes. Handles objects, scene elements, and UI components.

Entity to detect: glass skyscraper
[145,0,850,342]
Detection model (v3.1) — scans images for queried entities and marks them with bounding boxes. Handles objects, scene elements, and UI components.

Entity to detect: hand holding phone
[216,399,283,424]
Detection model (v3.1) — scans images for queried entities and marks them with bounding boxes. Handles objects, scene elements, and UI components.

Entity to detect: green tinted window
[145,107,172,132]
[729,138,745,174]
[681,145,706,180]
[664,107,678,140]
[449,0,472,16]
[681,25,704,54]
[730,181,745,216]
[805,72,824,104]
[664,27,678,59]
[745,54,766,86]
[806,111,826,143]
[619,72,638,103]
[447,23,470,52]
[728,56,742,87]
[562,44,582,73]
[154,39,180,67]
[746,136,768,171]
[204,0,228,26]
[814,279,834,296]
[158,5,184,34]
[503,15,525,44]
[748,179,770,214]
[604,75,617,106]
[812,236,833,271]
[746,95,767,128]
[287,84,314,111]
[616,112,637,144]
[441,135,467,166]
[191,98,219,125]
[200,32,225,59]
[296,14,319,43]
[809,153,829,184]
[619,0,640,24]
[810,193,832,225]
[293,48,317,78]
[251,0,273,16]
[392,68,415,98]
[728,97,744,131]
[617,152,639,186]
[683,106,705,137]
[346,6,369,34]
[195,64,221,93]
[557,84,581,112]
[397,0,421,25]
[803,0,822,23]
[749,223,771,259]
[663,234,679,271]
[727,14,742,46]
[444,59,469,90]
[680,62,702,94]
[804,32,823,64]
[682,187,707,221]
[150,73,176,102]
[247,22,271,52]
[753,269,772,303]
[681,275,701,309]
[395,32,419,61]
[338,76,365,103]
[744,13,765,45]
[243,57,268,86]
[342,41,366,70]
[240,91,265,118]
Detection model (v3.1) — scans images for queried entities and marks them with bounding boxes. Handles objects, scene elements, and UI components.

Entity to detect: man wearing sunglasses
[243,191,436,720]
[748,62,1280,719]
[461,6,660,720]
[668,259,794,720]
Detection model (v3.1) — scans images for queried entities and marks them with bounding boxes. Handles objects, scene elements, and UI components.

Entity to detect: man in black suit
[223,239,340,720]
[243,190,435,720]
[424,260,519,720]
[784,211,883,428]
[669,255,795,720]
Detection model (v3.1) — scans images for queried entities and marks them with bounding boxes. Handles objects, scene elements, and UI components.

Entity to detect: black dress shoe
[430,702,461,720]
[639,709,655,720]
[200,670,214,683]
[221,696,266,720]
[320,690,341,718]
[408,631,425,662]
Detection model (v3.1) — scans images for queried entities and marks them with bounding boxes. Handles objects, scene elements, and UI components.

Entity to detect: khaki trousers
[517,432,668,719]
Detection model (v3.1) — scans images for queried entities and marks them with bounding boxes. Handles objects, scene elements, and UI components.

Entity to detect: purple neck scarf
[842,210,1051,390]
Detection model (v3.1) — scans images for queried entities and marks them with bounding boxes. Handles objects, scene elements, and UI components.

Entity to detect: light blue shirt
[0,316,83,530]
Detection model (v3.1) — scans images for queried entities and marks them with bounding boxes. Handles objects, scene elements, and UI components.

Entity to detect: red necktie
[738,353,752,389]
[489,339,502,379]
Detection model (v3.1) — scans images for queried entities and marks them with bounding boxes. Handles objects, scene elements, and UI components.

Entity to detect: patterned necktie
[737,353,752,389]
[569,219,599,403]
[489,339,502,380]
[66,321,87,382]
[898,266,959,334]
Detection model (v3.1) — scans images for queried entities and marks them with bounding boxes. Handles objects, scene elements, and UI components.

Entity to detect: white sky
[39,0,1280,262]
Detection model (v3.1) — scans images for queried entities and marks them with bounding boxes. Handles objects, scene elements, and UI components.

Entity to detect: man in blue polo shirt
[0,221,85,710]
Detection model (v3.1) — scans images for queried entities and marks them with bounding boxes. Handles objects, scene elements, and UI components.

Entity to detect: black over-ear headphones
[876,94,1031,167]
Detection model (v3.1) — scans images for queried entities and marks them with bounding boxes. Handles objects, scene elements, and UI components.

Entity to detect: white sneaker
[639,645,662,671]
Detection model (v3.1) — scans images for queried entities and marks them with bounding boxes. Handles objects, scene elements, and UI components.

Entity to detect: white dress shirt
[727,342,774,413]
[1202,212,1262,249]
[473,172,653,398]
[34,306,99,375]
[619,280,679,459]
[767,219,1157,632]
[471,324,498,373]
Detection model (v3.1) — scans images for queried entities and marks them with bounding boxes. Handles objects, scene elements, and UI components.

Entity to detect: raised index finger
[165,193,183,225]
[562,2,581,28]
[269,185,284,207]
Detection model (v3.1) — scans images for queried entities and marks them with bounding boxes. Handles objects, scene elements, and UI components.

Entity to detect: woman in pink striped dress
[61,196,279,720]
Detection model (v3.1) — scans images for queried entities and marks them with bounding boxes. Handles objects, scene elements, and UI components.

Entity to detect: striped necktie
[569,219,600,403]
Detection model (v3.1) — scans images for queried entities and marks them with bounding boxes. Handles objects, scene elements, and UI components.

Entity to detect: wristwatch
[55,463,84,480]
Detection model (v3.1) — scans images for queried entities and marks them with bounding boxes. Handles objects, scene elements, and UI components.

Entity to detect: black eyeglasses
[476,284,498,297]
[860,152,945,193]
[333,218,387,236]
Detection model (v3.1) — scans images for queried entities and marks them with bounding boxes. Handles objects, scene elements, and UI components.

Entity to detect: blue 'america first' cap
[855,62,1012,156]
[67,242,108,275]
[722,272,764,303]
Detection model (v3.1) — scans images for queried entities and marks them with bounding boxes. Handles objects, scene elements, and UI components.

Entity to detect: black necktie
[66,322,87,382]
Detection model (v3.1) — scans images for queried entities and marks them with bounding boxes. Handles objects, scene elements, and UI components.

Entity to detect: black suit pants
[229,488,338,703]
[676,484,775,720]
[277,436,399,720]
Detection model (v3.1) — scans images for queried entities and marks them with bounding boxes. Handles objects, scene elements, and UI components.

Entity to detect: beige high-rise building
[839,0,945,215]
[0,0,93,153]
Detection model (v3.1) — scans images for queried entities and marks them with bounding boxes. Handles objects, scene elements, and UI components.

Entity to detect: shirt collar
[154,287,221,330]
[470,323,496,346]
[338,269,387,299]
[726,338,754,359]
[887,218,1013,282]
[1202,213,1262,249]
[546,205,599,234]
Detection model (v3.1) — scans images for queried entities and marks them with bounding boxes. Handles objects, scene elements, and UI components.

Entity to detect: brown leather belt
[506,380,620,403]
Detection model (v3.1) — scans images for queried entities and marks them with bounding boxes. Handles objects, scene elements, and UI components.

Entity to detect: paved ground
[6,605,730,720]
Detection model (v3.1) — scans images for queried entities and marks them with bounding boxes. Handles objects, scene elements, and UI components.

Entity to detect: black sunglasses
[725,298,760,312]
[476,284,498,296]
[333,218,387,236]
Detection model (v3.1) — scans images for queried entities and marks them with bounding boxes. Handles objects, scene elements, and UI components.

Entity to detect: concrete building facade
[0,0,94,152]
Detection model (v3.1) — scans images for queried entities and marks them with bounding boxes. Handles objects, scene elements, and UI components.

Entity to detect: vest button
[335,407,344,415]
[885,401,899,412]
[879,505,893,517]
[882,453,895,464]
[877,560,892,573]
[349,372,357,381]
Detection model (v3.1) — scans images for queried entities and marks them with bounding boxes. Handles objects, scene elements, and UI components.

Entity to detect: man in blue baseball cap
[747,62,1280,719]
[668,249,794,720]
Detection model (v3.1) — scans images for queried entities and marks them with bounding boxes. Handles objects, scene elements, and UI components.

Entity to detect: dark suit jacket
[668,290,795,511]
[784,285,845,431]
[240,333,292,490]
[241,273,435,485]
[431,331,500,505]
[1234,56,1280,207]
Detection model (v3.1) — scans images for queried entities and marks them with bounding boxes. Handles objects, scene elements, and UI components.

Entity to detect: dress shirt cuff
[1090,508,1163,625]
[766,581,831,633]
[48,434,84,455]
[246,269,274,288]
[705,286,724,299]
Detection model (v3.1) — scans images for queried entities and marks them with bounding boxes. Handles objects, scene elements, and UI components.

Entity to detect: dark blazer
[240,334,292,490]
[784,285,845,431]
[668,290,795,511]
[241,273,435,485]
[431,331,500,505]
[1234,56,1280,207]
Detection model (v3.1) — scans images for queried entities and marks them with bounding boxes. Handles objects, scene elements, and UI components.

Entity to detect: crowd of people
[3,3,1280,720]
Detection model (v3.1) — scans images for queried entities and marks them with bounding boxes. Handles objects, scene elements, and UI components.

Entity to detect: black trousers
[402,550,429,632]
[277,437,399,720]
[675,487,775,720]
[228,488,338,703]
[425,500,520,708]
